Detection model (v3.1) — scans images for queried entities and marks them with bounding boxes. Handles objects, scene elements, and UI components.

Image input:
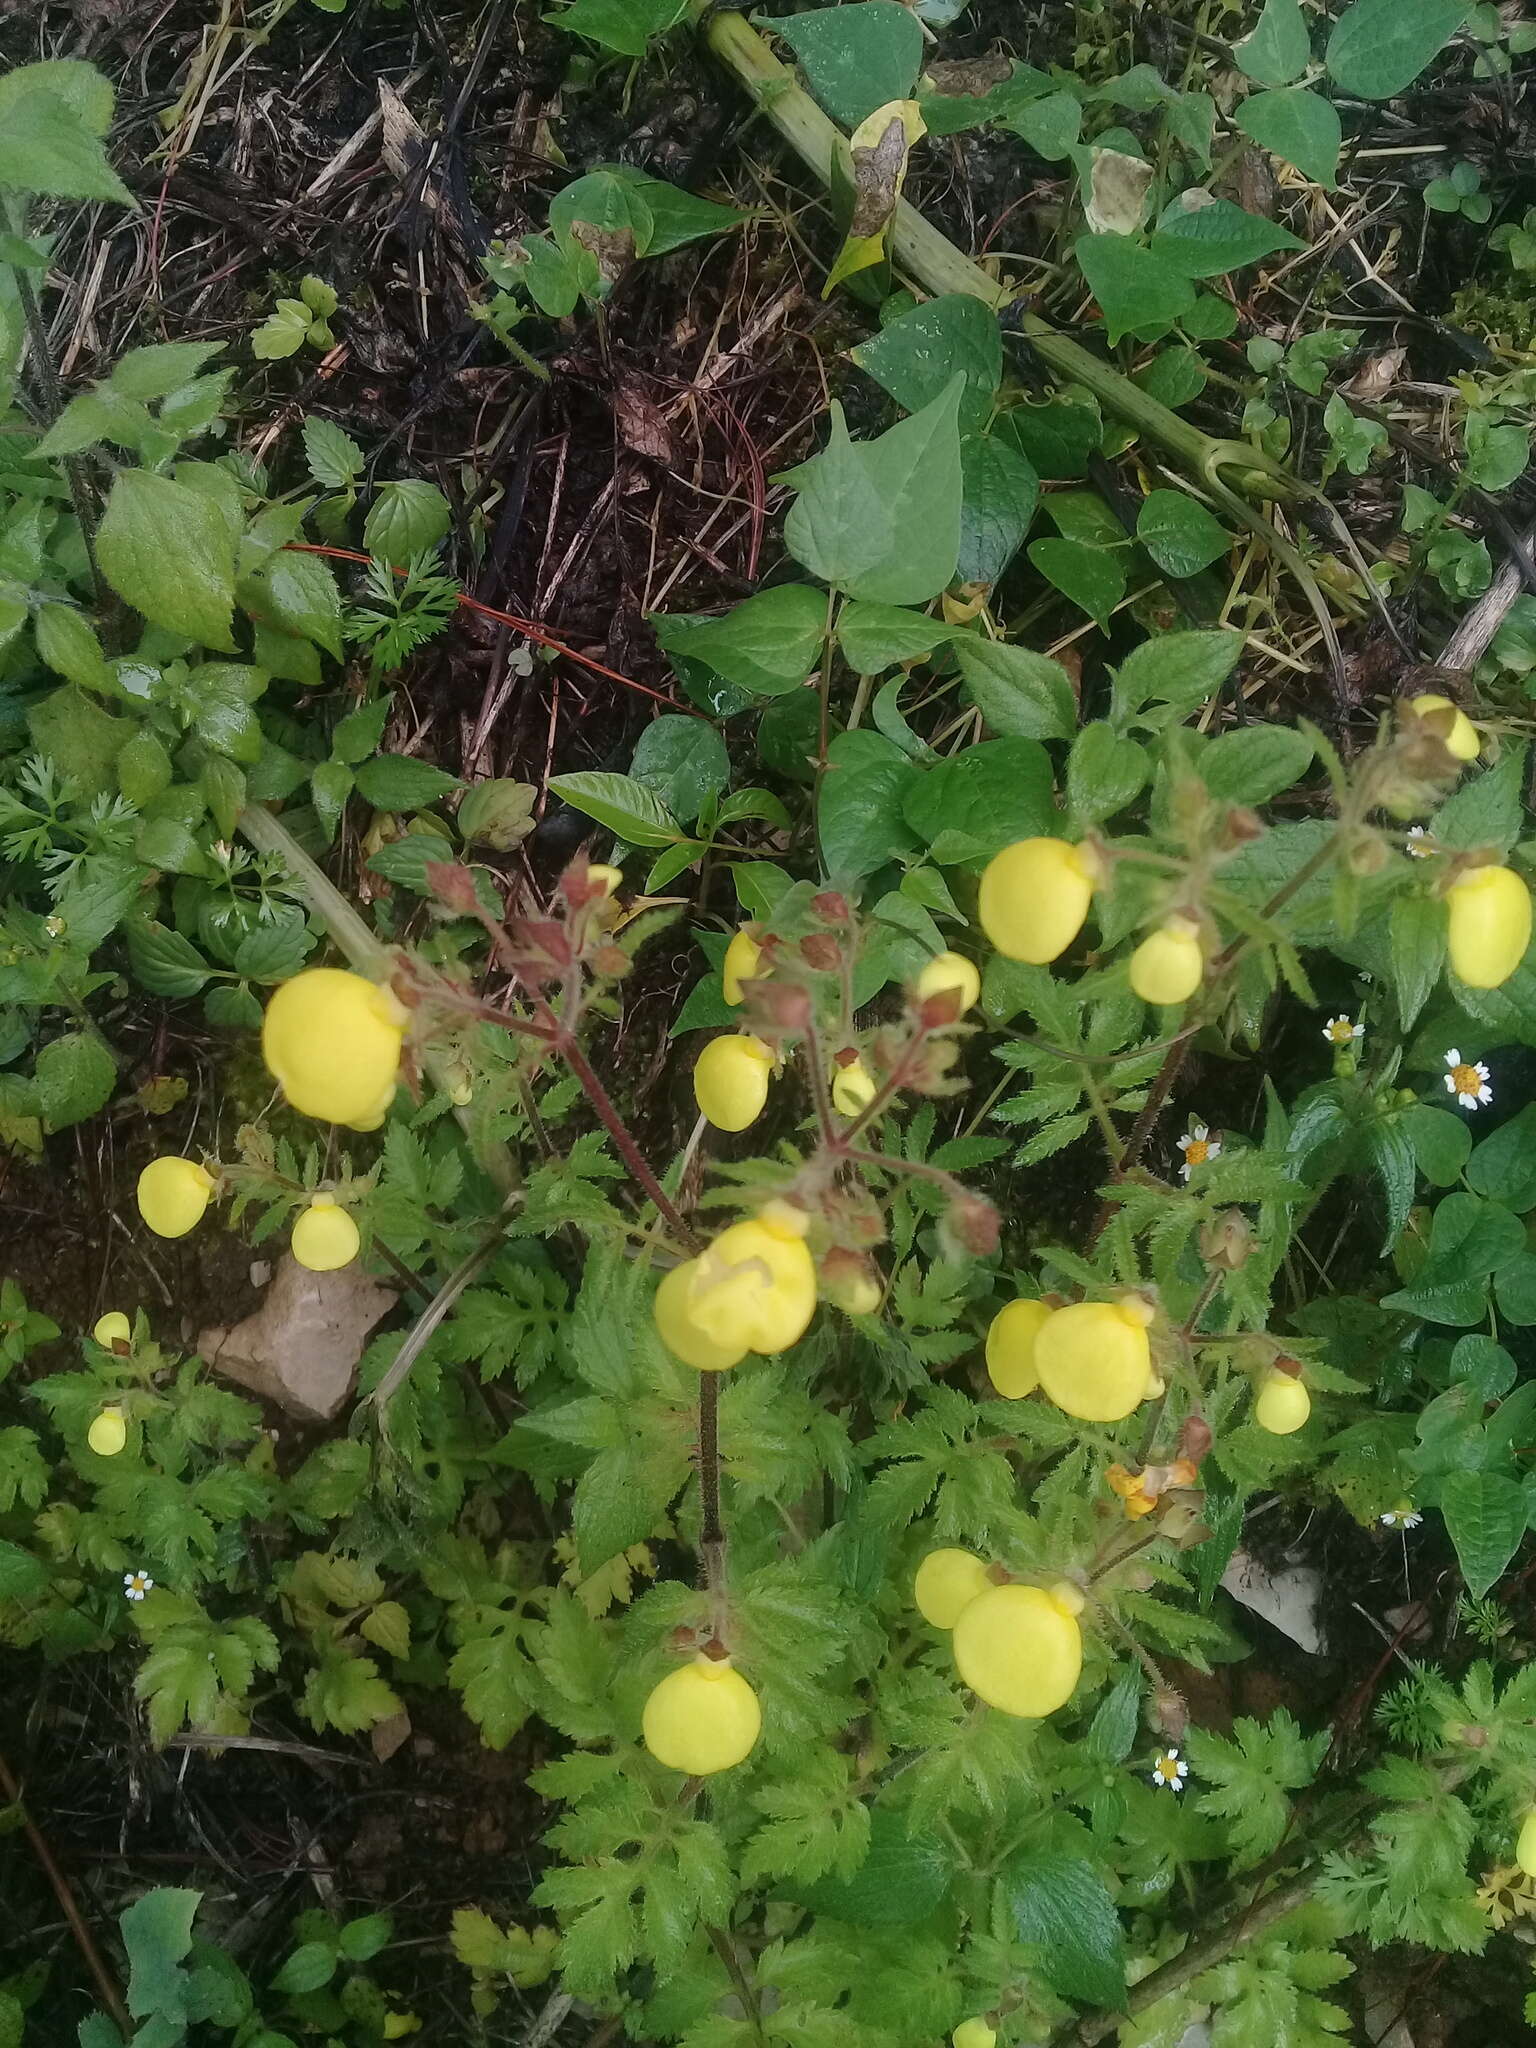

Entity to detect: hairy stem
[554,1027,701,1252]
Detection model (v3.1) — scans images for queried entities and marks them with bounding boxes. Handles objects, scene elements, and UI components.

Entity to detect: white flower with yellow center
[1443,1048,1492,1110]
[1150,1748,1189,1792]
[1406,826,1432,858]
[1379,1502,1422,1530]
[1176,1124,1220,1180]
[1322,1015,1362,1046]
[124,1570,154,1602]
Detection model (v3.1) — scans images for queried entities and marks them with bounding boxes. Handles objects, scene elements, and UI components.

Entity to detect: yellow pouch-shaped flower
[1034,1300,1152,1422]
[722,929,765,1006]
[1446,865,1532,989]
[1254,1369,1310,1434]
[1129,916,1204,1005]
[137,1156,215,1239]
[88,1407,127,1456]
[291,1194,361,1272]
[262,968,405,1129]
[694,1034,775,1132]
[642,1656,762,1775]
[916,950,981,1013]
[914,1548,991,1629]
[653,1202,817,1368]
[1407,691,1479,762]
[978,838,1098,964]
[985,1297,1050,1398]
[952,1580,1083,1718]
[831,1055,877,1117]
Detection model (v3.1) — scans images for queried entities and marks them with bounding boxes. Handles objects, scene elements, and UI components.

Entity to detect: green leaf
[302,415,364,488]
[301,1649,400,1734]
[0,58,115,136]
[1111,628,1242,724]
[122,1887,201,2021]
[363,479,451,562]
[995,400,1100,479]
[1237,87,1343,184]
[1006,1851,1126,2008]
[629,714,729,826]
[457,777,538,849]
[1073,233,1195,344]
[549,0,686,56]
[772,2,925,128]
[1068,722,1148,822]
[1326,0,1471,96]
[110,342,224,401]
[1440,1469,1528,1596]
[1383,1192,1525,1324]
[1151,191,1305,277]
[28,686,131,798]
[34,604,110,692]
[354,754,462,811]
[851,293,1001,430]
[590,167,747,255]
[1450,1333,1516,1400]
[449,1620,532,1747]
[34,1031,115,1129]
[241,550,343,659]
[792,1811,950,1925]
[1431,741,1526,852]
[1366,1115,1418,1250]
[1236,0,1312,84]
[1466,1103,1536,1209]
[548,770,687,848]
[957,431,1040,585]
[250,301,314,361]
[127,921,212,998]
[1402,1104,1471,1186]
[783,381,964,605]
[819,730,921,879]
[651,585,827,697]
[1136,489,1230,577]
[1006,89,1082,158]
[97,470,236,650]
[954,637,1076,741]
[1390,892,1444,1030]
[1198,724,1314,803]
[1027,536,1126,626]
[903,737,1055,864]
[339,1912,393,1963]
[837,601,951,672]
[0,85,132,204]
[270,1943,337,1995]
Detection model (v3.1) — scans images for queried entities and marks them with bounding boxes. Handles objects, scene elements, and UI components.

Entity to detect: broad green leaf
[957,431,1040,584]
[1236,0,1312,83]
[0,58,115,135]
[240,549,343,659]
[1366,1116,1418,1250]
[819,729,921,879]
[122,1887,201,2022]
[1150,191,1305,278]
[1430,739,1525,852]
[0,86,132,204]
[548,0,686,56]
[354,754,462,811]
[792,1812,950,1925]
[1389,892,1444,1029]
[1326,0,1471,96]
[902,737,1055,863]
[954,637,1076,741]
[588,167,747,255]
[773,2,925,128]
[270,1943,337,1995]
[629,714,730,825]
[1495,1254,1536,1326]
[651,585,827,697]
[34,604,110,691]
[457,778,538,850]
[851,293,1001,430]
[548,770,687,848]
[995,400,1100,479]
[1197,724,1314,803]
[1027,536,1126,627]
[1466,1103,1536,1210]
[1111,629,1242,724]
[28,685,131,797]
[363,479,451,562]
[837,601,951,672]
[1006,90,1082,159]
[1449,1333,1516,1401]
[1236,88,1343,185]
[97,470,237,650]
[549,169,655,254]
[1440,1469,1528,1596]
[1073,233,1195,344]
[1135,489,1231,577]
[1383,1192,1525,1323]
[34,1031,116,1129]
[782,378,964,604]
[127,921,212,998]
[1401,1104,1471,1187]
[110,341,223,401]
[1007,1851,1126,2008]
[302,414,365,488]
[1068,722,1148,823]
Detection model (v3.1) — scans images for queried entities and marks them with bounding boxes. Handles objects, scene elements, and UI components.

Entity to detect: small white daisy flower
[1406,826,1432,858]
[123,1570,153,1601]
[1323,1015,1363,1046]
[1176,1124,1221,1181]
[1151,1748,1189,1792]
[1443,1048,1493,1111]
[1379,1502,1423,1530]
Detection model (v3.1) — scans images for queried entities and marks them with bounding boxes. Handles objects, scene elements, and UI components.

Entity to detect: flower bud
[693,1034,775,1132]
[137,1156,216,1239]
[811,891,851,925]
[831,1054,877,1117]
[1129,916,1204,1005]
[945,1190,1000,1257]
[1445,864,1533,989]
[1199,1209,1253,1271]
[820,1248,883,1317]
[1178,1414,1213,1466]
[952,2021,997,2048]
[915,950,981,1017]
[1405,692,1479,763]
[978,837,1100,964]
[800,933,842,974]
[914,1548,992,1629]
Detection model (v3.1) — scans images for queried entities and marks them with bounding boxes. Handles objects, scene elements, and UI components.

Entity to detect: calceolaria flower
[653,1200,817,1371]
[1445,864,1533,989]
[124,1570,153,1602]
[831,1054,877,1117]
[722,928,765,1006]
[88,1407,127,1457]
[291,1194,361,1272]
[262,967,406,1130]
[1444,1048,1493,1110]
[136,1156,216,1239]
[1379,1501,1423,1530]
[978,837,1102,965]
[1150,1747,1189,1792]
[1176,1124,1220,1180]
[1322,1015,1362,1047]
[92,1311,131,1347]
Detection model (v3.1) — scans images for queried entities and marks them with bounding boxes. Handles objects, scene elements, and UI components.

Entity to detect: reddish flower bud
[812,891,851,925]
[426,861,482,914]
[1178,1414,1213,1466]
[800,933,842,973]
[947,1191,1000,1257]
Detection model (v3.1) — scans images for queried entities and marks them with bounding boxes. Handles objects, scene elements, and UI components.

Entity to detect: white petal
[1192,1124,1208,1141]
[1207,1141,1223,1159]
[1444,1075,1457,1093]
[1474,1062,1491,1079]
[1179,1164,1192,1181]
[1446,1048,1461,1066]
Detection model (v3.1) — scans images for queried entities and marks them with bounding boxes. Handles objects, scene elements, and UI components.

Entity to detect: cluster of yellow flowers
[915,1548,1085,1718]
[134,966,398,1268]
